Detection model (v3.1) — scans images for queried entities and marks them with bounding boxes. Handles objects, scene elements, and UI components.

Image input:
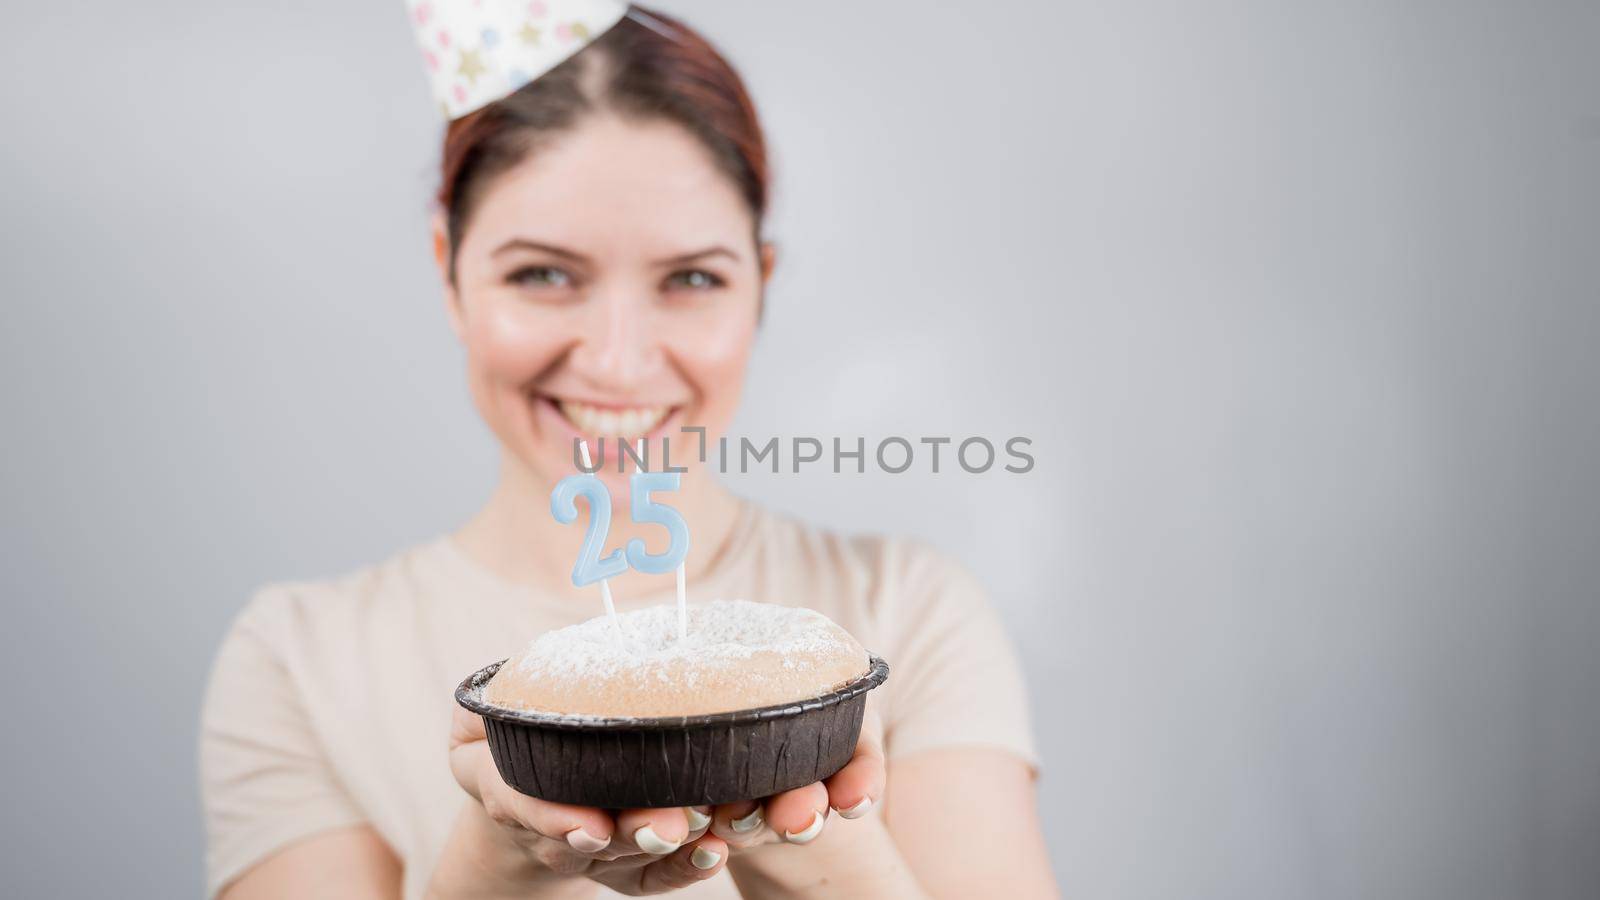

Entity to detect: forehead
[462,114,755,256]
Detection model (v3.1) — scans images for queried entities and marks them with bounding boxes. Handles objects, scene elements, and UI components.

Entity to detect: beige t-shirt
[199,503,1037,899]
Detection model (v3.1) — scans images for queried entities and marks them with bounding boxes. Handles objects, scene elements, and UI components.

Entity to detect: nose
[567,287,658,390]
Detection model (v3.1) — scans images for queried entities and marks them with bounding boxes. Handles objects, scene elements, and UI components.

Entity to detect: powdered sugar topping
[509,599,856,687]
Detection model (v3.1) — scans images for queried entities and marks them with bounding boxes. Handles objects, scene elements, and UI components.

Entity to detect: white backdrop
[2,1,1598,897]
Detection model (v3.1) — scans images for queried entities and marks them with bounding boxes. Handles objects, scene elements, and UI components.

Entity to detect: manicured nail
[565,828,610,853]
[731,808,764,833]
[784,810,826,844]
[685,807,711,832]
[836,797,873,819]
[690,846,722,870]
[633,825,681,855]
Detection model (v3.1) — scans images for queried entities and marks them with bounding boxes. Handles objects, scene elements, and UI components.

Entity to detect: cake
[456,600,889,806]
[483,600,871,717]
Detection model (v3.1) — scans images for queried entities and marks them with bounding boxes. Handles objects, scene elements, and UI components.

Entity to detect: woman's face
[441,114,767,502]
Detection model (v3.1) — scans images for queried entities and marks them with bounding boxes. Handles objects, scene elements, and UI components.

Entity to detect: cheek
[671,307,758,413]
[464,298,566,387]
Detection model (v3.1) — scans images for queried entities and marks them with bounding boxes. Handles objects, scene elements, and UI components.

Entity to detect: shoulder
[201,551,442,898]
[212,539,448,678]
[740,505,993,637]
[745,502,959,568]
[738,507,1035,762]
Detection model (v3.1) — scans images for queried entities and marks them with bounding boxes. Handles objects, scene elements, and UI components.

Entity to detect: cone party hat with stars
[407,0,629,119]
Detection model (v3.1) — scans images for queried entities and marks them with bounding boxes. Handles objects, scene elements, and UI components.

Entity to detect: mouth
[545,398,681,443]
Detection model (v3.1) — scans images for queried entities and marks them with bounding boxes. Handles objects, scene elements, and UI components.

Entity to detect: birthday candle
[549,440,627,645]
[675,560,687,641]
[632,440,690,640]
[624,466,691,575]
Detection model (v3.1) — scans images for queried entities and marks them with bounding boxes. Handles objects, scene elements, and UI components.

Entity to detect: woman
[201,7,1057,898]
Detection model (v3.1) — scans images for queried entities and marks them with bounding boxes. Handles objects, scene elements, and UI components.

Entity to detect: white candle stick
[579,440,626,648]
[675,563,687,642]
[635,438,688,642]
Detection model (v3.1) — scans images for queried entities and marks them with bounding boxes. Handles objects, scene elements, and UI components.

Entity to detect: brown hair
[435,6,769,279]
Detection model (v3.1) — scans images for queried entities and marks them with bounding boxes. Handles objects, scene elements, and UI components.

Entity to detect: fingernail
[690,846,722,870]
[731,808,764,833]
[784,810,826,844]
[565,828,610,853]
[836,797,873,819]
[633,825,681,855]
[685,807,711,832]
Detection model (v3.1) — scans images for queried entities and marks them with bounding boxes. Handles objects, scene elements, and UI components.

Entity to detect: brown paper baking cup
[455,656,889,808]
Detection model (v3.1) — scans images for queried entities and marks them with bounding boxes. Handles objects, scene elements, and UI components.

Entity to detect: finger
[530,835,597,876]
[763,782,830,845]
[449,705,487,750]
[709,800,767,847]
[447,709,617,854]
[475,772,615,853]
[824,717,886,820]
[636,834,730,893]
[581,808,703,866]
[614,807,691,857]
[447,710,490,798]
[686,805,712,839]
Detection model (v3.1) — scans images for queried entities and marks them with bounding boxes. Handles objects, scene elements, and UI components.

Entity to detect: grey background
[2,1,1597,897]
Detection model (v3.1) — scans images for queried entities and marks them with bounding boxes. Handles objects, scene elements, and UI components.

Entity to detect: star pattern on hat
[407,0,628,119]
[458,47,488,84]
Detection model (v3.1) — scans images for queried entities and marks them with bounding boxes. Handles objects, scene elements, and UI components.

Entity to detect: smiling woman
[442,109,764,512]
[199,6,1057,900]
[423,15,770,516]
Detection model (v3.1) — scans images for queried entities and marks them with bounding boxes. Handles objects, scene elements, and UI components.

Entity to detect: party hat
[407,0,629,119]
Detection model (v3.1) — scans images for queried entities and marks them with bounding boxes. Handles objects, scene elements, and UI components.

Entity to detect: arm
[201,591,397,899]
[718,707,927,899]
[885,748,1058,899]
[720,740,1058,899]
[213,708,723,900]
[724,544,1058,898]
[220,825,402,900]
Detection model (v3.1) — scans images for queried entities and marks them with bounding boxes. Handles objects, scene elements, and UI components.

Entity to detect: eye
[664,269,726,291]
[507,265,574,289]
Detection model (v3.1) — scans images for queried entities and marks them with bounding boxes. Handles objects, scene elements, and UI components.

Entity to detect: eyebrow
[490,240,743,267]
[652,246,742,266]
[491,239,592,263]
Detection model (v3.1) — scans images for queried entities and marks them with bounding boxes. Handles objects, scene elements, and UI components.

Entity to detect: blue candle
[625,471,691,575]
[550,474,628,587]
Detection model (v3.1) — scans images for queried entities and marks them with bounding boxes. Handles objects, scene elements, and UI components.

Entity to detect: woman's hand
[706,707,887,852]
[430,705,889,898]
[428,706,730,898]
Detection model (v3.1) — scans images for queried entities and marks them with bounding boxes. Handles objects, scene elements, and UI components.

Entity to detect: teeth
[558,400,670,439]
